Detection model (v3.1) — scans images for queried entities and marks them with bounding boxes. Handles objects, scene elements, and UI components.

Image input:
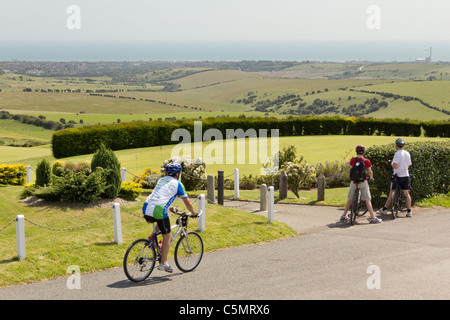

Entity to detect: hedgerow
[51,116,449,158]
[365,140,450,206]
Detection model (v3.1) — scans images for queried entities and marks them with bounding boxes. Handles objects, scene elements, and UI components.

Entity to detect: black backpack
[349,157,367,182]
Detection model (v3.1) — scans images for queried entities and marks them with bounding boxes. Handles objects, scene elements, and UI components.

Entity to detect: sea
[1,40,450,62]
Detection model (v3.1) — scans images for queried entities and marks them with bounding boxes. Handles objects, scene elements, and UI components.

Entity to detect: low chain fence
[2,193,207,261]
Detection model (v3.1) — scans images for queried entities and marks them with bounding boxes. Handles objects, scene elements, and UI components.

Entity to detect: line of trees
[0,110,74,131]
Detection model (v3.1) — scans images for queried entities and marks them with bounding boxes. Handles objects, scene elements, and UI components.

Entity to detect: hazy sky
[1,0,449,42]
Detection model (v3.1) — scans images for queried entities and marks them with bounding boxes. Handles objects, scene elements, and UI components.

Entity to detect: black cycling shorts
[144,215,171,235]
[390,176,411,191]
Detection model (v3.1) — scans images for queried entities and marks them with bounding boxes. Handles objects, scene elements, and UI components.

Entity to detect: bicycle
[391,173,415,219]
[349,181,369,225]
[123,207,204,282]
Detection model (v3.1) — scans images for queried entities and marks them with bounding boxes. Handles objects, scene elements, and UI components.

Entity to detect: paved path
[1,201,449,300]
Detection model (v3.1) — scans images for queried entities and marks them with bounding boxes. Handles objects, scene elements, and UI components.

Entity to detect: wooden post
[260,184,268,211]
[207,175,215,204]
[218,170,224,205]
[317,174,325,202]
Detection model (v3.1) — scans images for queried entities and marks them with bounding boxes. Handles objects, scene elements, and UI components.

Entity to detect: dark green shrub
[35,159,52,187]
[32,185,61,202]
[20,183,37,199]
[52,167,107,203]
[365,140,450,206]
[239,174,258,190]
[90,144,122,198]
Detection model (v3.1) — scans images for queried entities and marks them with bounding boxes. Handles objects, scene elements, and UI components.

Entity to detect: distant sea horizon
[1,40,449,62]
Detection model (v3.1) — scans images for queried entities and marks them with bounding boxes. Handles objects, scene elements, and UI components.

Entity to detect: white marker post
[234,168,239,199]
[268,186,274,223]
[121,168,127,182]
[26,165,31,184]
[198,194,206,232]
[15,215,25,260]
[112,203,122,245]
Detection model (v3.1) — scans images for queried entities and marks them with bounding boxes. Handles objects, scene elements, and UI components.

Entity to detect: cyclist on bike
[142,162,196,273]
[340,145,382,224]
[378,138,412,217]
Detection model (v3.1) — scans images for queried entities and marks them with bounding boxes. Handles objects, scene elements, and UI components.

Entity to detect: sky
[1,0,449,43]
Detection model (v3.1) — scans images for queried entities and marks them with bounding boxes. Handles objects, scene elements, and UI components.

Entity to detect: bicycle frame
[148,212,198,256]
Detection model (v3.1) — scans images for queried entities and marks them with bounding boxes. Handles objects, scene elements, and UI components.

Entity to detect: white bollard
[268,186,274,223]
[15,215,25,260]
[121,168,127,182]
[26,165,31,184]
[234,168,239,199]
[198,194,206,232]
[112,203,122,245]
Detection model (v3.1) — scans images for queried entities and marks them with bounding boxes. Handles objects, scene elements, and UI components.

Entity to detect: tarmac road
[0,203,449,300]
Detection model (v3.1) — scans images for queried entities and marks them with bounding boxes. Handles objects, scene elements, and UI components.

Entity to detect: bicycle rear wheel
[391,190,399,219]
[123,239,156,282]
[350,189,361,226]
[174,232,204,272]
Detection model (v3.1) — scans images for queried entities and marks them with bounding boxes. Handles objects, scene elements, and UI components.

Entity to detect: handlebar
[169,206,202,218]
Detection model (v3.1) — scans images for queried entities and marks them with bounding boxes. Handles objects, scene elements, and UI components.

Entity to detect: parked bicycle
[123,207,204,282]
[391,173,415,219]
[349,181,369,225]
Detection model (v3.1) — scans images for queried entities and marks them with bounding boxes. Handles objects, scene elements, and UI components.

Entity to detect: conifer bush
[90,144,122,199]
[35,159,52,187]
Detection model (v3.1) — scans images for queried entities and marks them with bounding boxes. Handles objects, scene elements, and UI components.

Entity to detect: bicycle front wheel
[123,239,156,282]
[174,232,204,272]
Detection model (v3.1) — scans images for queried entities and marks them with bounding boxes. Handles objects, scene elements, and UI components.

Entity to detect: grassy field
[3,110,271,127]
[361,80,450,112]
[0,120,52,141]
[3,135,448,180]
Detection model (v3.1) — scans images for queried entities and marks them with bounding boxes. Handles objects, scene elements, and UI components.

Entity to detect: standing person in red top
[340,145,382,224]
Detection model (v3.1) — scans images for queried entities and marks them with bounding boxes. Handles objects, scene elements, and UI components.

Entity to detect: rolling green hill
[1,62,449,122]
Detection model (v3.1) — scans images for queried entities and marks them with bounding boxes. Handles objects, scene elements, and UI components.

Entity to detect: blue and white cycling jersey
[142,176,188,219]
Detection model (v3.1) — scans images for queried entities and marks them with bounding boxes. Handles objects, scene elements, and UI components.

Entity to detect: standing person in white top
[378,138,413,217]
